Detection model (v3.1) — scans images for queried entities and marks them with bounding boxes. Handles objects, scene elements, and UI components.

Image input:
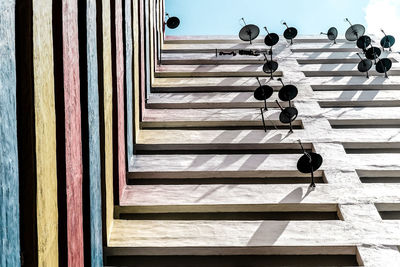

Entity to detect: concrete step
[118,183,400,210]
[136,129,400,146]
[146,90,400,109]
[141,108,302,129]
[155,64,283,78]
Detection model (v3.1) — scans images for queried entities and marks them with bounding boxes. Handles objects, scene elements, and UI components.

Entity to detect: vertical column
[125,0,134,160]
[111,0,126,202]
[16,0,59,265]
[133,0,141,138]
[62,0,85,265]
[78,0,104,266]
[32,0,60,266]
[139,0,146,115]
[0,1,21,266]
[100,0,114,241]
[53,0,85,265]
[145,0,151,99]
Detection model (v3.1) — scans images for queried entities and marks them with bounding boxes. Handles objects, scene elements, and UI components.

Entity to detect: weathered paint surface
[33,0,59,265]
[125,0,134,161]
[0,1,21,266]
[133,0,141,137]
[145,0,151,99]
[62,0,84,265]
[86,0,103,265]
[102,0,114,241]
[139,0,146,113]
[115,0,126,200]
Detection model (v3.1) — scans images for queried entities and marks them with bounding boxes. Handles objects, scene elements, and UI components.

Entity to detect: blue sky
[165,0,368,36]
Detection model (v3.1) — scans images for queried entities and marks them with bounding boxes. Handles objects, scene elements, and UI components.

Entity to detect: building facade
[1,0,400,266]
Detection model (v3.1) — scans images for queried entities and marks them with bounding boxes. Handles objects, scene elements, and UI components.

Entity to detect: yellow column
[102,0,114,241]
[33,0,59,265]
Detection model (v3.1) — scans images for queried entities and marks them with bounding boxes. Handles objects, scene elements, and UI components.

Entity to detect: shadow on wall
[247,187,314,246]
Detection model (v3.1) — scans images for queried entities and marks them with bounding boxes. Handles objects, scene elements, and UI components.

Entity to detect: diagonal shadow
[247,187,307,246]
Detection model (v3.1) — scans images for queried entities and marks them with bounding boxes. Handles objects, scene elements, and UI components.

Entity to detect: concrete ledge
[104,245,358,256]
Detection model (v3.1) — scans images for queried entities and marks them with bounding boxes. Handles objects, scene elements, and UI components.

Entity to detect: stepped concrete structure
[104,33,400,266]
[1,0,400,266]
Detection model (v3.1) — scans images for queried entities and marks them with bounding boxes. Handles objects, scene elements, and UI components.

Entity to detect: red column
[62,0,84,265]
[115,0,126,198]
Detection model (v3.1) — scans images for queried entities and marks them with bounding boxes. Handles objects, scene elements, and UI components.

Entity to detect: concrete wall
[0,1,21,266]
[0,0,158,265]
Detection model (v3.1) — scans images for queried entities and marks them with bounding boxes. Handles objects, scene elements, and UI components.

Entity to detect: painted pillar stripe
[140,0,146,114]
[125,0,134,161]
[114,0,126,200]
[0,1,21,266]
[85,0,104,265]
[62,0,84,265]
[32,0,60,265]
[133,0,141,139]
[145,0,151,99]
[102,0,114,241]
[150,0,155,78]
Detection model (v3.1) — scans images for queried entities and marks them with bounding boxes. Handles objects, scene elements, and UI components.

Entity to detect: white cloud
[365,0,400,51]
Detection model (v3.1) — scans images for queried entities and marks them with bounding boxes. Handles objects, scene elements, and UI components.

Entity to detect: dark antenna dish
[365,46,382,64]
[376,58,392,78]
[282,21,298,45]
[264,27,280,47]
[356,53,372,79]
[262,53,278,80]
[344,18,365,41]
[275,100,298,134]
[321,27,338,44]
[356,35,371,52]
[165,13,180,29]
[254,77,274,132]
[297,140,323,188]
[239,18,260,45]
[380,29,395,52]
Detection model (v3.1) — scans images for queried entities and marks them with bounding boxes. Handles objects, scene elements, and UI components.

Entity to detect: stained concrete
[110,35,400,266]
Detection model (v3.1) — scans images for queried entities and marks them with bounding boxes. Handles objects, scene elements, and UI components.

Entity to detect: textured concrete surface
[0,1,21,266]
[101,0,114,241]
[113,0,126,201]
[84,0,103,265]
[106,33,400,266]
[62,0,84,265]
[132,0,141,140]
[125,0,134,160]
[33,0,59,265]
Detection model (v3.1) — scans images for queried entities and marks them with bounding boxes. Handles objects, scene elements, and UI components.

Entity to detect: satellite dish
[356,53,373,79]
[321,27,338,44]
[356,35,371,52]
[262,53,279,80]
[297,140,323,188]
[376,58,392,78]
[380,29,395,52]
[344,18,365,41]
[254,77,274,132]
[277,78,298,105]
[365,46,382,64]
[264,27,279,47]
[282,21,298,45]
[239,18,260,45]
[254,77,273,111]
[165,13,180,29]
[275,100,298,133]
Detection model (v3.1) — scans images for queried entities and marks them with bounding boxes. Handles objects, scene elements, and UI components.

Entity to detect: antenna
[297,140,323,188]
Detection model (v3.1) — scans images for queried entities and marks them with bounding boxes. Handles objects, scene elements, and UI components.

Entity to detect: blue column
[125,0,134,161]
[0,1,21,266]
[86,0,103,265]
